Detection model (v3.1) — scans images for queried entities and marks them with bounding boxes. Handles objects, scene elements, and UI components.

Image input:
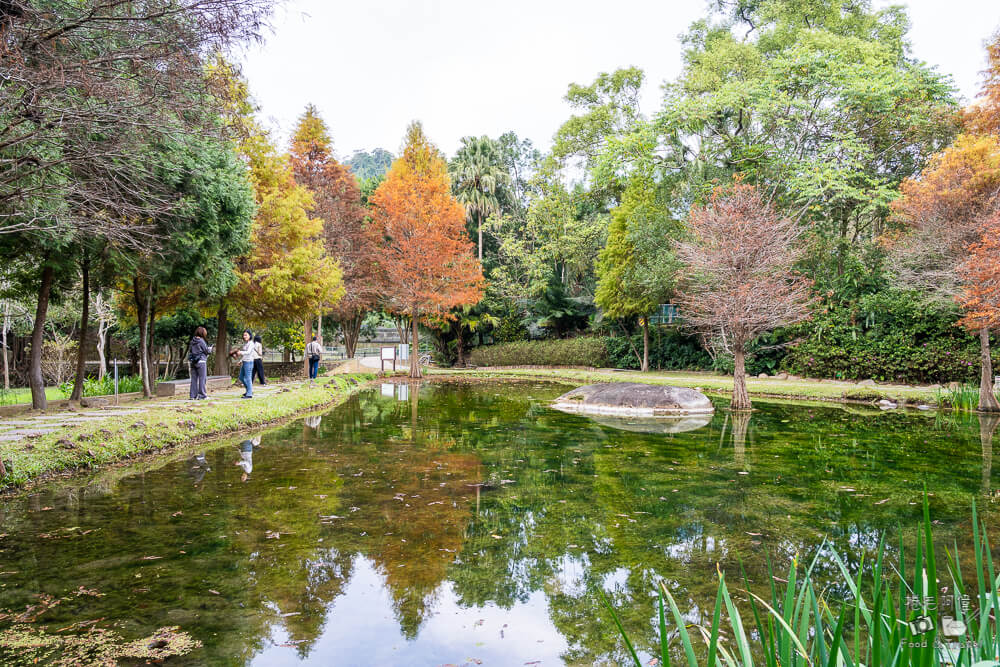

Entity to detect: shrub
[782,290,985,384]
[468,337,609,367]
[59,374,145,399]
[492,316,529,343]
[604,328,713,371]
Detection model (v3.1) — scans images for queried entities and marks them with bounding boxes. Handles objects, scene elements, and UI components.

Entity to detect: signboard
[381,346,396,372]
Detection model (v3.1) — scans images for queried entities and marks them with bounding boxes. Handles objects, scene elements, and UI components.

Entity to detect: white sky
[239,0,1000,159]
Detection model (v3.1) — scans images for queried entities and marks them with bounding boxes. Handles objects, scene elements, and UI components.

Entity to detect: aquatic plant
[939,383,987,413]
[604,495,1000,666]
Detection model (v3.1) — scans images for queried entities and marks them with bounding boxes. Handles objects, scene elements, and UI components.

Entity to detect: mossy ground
[0,373,375,491]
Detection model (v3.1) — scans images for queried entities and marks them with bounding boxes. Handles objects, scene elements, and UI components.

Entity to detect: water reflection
[590,413,713,434]
[1,381,998,665]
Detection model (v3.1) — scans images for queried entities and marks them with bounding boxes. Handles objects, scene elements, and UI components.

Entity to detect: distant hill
[347,148,394,181]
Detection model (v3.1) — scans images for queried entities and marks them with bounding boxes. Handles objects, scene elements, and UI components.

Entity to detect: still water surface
[1,380,998,665]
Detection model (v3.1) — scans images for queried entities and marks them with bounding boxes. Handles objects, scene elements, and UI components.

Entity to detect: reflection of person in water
[304,415,321,430]
[236,436,262,482]
[190,453,210,485]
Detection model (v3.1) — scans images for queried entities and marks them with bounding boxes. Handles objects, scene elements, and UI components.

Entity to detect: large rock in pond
[552,383,714,417]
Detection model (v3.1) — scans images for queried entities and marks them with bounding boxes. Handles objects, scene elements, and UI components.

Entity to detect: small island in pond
[552,383,714,418]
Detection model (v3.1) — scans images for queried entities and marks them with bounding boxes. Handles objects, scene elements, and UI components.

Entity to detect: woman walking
[188,326,213,400]
[252,335,267,385]
[231,329,257,398]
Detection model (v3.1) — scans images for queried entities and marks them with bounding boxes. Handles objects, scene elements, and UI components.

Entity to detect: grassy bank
[431,367,944,406]
[0,373,375,490]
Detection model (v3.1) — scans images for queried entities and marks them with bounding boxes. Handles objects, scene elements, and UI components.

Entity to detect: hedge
[469,337,610,367]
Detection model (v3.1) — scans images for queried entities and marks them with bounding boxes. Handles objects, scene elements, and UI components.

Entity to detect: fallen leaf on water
[746,532,762,536]
[40,507,53,511]
[172,511,183,517]
[875,498,889,505]
[141,556,163,560]
[208,589,221,595]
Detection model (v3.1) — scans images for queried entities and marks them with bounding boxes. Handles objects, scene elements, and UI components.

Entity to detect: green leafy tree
[595,177,682,371]
[449,136,511,261]
[120,135,256,396]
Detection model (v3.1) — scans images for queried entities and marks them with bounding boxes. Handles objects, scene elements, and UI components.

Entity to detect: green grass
[0,387,65,406]
[604,494,1000,666]
[0,373,376,490]
[434,367,944,406]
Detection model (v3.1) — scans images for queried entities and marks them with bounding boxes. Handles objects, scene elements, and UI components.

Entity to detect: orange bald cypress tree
[967,31,1000,135]
[959,215,1000,331]
[893,134,1000,411]
[289,106,376,359]
[371,123,485,378]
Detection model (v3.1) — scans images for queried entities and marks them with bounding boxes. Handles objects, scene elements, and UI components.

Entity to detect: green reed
[604,495,1000,666]
[938,384,985,413]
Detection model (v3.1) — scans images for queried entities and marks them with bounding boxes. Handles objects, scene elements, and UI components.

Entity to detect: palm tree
[449,136,510,261]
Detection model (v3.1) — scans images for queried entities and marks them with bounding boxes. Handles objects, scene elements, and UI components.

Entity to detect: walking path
[0,381,287,444]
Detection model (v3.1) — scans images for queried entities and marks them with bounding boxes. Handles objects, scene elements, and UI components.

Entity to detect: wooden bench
[155,375,233,397]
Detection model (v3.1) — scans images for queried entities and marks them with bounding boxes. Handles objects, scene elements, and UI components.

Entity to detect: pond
[1,379,998,665]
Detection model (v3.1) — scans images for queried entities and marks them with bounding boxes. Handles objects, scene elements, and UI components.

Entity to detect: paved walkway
[0,380,289,444]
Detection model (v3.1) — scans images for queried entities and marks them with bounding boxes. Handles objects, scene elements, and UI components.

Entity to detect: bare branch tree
[676,183,813,410]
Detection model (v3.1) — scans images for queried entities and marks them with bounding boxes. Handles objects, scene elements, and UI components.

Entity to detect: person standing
[231,329,256,398]
[188,326,213,400]
[252,335,267,385]
[306,334,323,382]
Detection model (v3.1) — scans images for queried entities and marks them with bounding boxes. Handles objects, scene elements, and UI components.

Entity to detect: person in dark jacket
[251,335,267,385]
[189,326,213,400]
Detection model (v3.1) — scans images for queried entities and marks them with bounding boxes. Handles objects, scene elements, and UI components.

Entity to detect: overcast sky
[239,0,1000,160]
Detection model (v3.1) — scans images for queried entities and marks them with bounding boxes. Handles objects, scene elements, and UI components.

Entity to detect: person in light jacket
[188,326,213,400]
[305,334,323,382]
[231,329,257,398]
[252,335,267,385]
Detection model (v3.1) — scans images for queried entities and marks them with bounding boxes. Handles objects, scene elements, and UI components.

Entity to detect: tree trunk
[134,278,151,398]
[731,345,751,411]
[303,318,312,377]
[979,327,1000,412]
[478,211,483,262]
[342,312,363,359]
[214,300,229,376]
[96,319,107,381]
[3,300,10,391]
[28,264,54,410]
[70,251,90,402]
[410,307,421,379]
[145,293,157,393]
[161,345,171,380]
[394,315,410,345]
[282,348,290,363]
[641,317,650,373]
[456,326,466,368]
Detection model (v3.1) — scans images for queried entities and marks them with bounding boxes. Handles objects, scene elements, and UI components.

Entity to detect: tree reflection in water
[0,380,998,665]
